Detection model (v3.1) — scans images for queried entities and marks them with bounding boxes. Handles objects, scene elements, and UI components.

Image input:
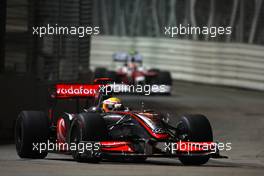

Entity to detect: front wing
[76,140,228,159]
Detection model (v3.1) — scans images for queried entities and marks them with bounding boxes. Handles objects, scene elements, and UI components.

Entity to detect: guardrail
[90,36,264,91]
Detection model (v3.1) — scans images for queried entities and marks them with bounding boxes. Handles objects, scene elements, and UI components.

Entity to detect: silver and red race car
[15,79,227,165]
[94,51,172,95]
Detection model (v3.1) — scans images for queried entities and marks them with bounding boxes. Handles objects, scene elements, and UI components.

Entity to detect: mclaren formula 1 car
[94,51,172,94]
[15,79,227,165]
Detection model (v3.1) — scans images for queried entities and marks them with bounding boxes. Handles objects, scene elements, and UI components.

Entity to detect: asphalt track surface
[1,81,264,176]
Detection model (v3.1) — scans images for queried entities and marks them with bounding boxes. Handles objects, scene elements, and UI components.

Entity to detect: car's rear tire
[69,113,108,163]
[15,111,49,159]
[94,67,107,79]
[177,114,213,165]
[149,68,160,73]
[106,70,118,82]
[157,71,172,85]
[150,71,172,86]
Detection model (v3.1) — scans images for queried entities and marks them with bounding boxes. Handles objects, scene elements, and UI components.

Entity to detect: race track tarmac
[1,81,264,176]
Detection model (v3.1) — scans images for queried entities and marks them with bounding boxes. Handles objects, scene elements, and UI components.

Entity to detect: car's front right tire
[177,114,213,165]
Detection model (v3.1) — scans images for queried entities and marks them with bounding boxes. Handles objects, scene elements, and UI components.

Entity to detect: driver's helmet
[102,97,123,112]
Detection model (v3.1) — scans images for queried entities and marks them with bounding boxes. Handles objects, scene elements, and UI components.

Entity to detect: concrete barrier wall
[90,36,264,91]
[0,75,49,142]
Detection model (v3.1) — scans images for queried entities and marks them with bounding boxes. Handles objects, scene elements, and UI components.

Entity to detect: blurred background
[0,0,264,141]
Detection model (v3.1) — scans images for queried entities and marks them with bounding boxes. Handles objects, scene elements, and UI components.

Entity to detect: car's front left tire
[69,112,108,163]
[15,111,50,159]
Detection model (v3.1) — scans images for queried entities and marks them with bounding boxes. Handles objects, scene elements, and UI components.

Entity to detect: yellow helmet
[102,97,122,112]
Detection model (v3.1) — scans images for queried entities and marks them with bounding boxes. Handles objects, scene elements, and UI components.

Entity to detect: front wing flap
[77,141,228,159]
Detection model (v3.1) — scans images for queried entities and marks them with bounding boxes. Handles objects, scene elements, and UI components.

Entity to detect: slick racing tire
[177,114,213,165]
[148,68,160,73]
[69,112,108,163]
[94,67,107,79]
[157,71,172,85]
[15,111,50,159]
[106,70,118,82]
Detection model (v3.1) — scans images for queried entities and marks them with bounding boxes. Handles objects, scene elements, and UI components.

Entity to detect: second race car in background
[94,51,172,95]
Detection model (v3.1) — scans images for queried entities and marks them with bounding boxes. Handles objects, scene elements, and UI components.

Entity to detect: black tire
[157,71,172,85]
[177,114,213,165]
[15,111,49,159]
[149,68,160,73]
[94,67,107,79]
[105,71,118,82]
[69,113,108,163]
[146,68,159,85]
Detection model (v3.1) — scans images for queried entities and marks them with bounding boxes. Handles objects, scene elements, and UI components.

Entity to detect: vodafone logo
[57,86,95,94]
[56,84,100,98]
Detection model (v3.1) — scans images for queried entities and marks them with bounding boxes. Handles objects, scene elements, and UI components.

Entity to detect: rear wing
[54,84,100,98]
[51,78,113,99]
[46,78,113,119]
[112,52,143,62]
